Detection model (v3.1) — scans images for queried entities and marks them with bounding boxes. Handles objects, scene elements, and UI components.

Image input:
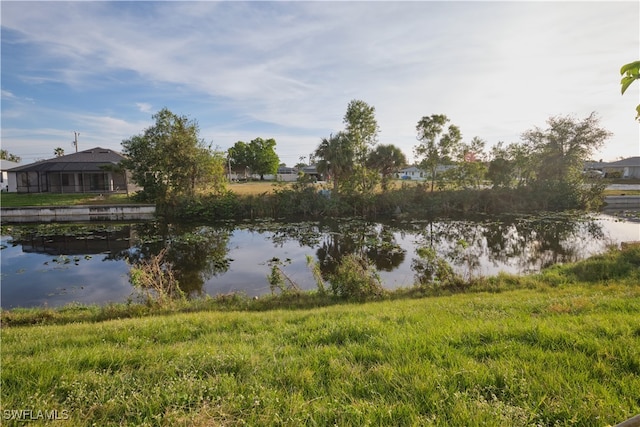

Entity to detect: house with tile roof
[8,147,133,194]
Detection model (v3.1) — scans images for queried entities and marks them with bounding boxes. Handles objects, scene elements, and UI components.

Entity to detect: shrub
[606,171,622,179]
[329,254,386,299]
[129,248,184,306]
[306,255,327,296]
[267,258,301,295]
[412,246,458,289]
[566,244,640,282]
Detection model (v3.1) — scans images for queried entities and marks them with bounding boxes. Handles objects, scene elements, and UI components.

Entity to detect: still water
[1,213,638,308]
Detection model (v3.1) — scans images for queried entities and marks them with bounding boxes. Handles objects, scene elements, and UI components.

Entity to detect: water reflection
[18,227,132,256]
[315,220,406,278]
[113,222,233,297]
[408,214,609,278]
[1,213,637,308]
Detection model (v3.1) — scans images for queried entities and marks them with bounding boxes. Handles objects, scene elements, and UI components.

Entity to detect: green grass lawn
[603,189,640,196]
[2,286,639,426]
[2,244,640,426]
[0,192,136,207]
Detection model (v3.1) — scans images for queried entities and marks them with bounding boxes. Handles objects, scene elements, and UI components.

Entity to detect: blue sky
[2,1,639,166]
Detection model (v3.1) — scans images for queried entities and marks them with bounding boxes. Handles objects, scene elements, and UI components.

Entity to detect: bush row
[159,183,605,222]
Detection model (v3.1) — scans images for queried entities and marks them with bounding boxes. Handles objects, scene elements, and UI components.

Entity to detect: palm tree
[314,132,354,194]
[367,144,407,191]
[54,147,65,157]
[0,149,21,162]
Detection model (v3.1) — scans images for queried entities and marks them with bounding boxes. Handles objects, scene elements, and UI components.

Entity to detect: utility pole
[72,131,79,152]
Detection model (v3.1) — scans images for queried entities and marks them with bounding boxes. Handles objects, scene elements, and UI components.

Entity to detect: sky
[2,1,639,166]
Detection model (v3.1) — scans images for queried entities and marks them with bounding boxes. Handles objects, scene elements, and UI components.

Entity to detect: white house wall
[3,171,18,192]
[623,166,640,179]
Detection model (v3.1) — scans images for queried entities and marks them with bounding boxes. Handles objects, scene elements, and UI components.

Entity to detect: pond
[1,213,639,308]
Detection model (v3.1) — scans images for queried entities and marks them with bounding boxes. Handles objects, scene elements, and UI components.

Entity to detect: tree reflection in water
[241,219,406,280]
[408,213,607,279]
[314,220,406,279]
[117,222,233,297]
[2,212,614,306]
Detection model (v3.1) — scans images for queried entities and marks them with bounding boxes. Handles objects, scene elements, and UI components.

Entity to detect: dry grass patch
[228,181,292,195]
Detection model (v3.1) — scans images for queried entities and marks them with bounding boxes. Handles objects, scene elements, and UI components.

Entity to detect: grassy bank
[0,192,134,207]
[2,246,639,426]
[603,189,640,196]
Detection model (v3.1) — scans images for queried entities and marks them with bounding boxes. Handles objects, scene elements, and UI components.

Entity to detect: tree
[487,141,535,189]
[523,113,611,183]
[121,108,225,201]
[249,137,279,180]
[487,156,512,189]
[193,147,228,195]
[367,144,407,191]
[488,142,515,188]
[315,132,354,193]
[343,100,381,197]
[414,114,462,192]
[522,112,611,209]
[228,141,251,179]
[229,138,280,180]
[54,147,65,157]
[507,142,536,187]
[343,99,380,165]
[620,60,640,121]
[0,149,21,162]
[448,136,487,189]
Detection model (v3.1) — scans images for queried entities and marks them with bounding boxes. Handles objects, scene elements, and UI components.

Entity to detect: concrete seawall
[604,196,640,209]
[0,204,156,223]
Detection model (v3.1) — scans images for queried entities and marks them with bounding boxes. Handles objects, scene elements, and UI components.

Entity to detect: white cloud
[1,90,16,99]
[136,103,152,113]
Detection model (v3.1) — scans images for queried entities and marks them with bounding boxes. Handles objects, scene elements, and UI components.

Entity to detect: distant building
[602,156,640,179]
[1,159,21,192]
[8,147,133,194]
[397,165,455,181]
[241,166,301,182]
[300,165,323,181]
[275,165,298,182]
[585,157,640,179]
[397,166,424,180]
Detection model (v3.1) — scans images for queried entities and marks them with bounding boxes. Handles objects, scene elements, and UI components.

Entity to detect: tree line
[4,58,632,205]
[117,101,612,215]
